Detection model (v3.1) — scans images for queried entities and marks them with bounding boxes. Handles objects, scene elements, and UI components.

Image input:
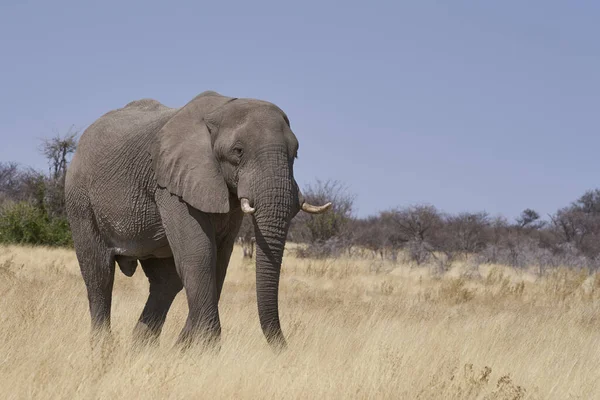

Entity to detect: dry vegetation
[1,244,599,399]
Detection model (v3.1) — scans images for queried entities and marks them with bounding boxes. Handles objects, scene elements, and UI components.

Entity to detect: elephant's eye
[232,146,243,159]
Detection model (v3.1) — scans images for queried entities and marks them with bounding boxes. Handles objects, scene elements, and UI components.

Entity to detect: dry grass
[1,244,599,399]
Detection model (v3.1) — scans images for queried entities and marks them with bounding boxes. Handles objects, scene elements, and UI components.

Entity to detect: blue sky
[1,1,598,220]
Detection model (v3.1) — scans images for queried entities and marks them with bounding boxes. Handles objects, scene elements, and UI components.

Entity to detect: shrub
[294,237,349,259]
[0,202,72,247]
[293,179,354,244]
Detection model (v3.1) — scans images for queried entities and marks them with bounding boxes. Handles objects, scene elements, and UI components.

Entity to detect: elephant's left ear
[150,91,235,214]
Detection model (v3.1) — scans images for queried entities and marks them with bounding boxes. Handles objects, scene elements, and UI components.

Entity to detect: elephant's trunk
[249,148,298,349]
[253,215,288,349]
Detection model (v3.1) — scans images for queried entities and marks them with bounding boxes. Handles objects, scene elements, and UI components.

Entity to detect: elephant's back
[69,99,176,185]
[78,99,175,160]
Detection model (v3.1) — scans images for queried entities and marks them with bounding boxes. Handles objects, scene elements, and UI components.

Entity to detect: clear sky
[1,1,598,220]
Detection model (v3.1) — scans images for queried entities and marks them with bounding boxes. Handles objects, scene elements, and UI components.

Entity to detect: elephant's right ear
[150,91,235,214]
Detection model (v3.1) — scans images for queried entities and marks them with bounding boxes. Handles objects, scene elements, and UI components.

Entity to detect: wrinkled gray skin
[65,91,325,349]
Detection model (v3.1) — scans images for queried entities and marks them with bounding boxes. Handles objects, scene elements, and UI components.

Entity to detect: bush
[0,202,72,247]
[292,179,354,244]
[294,237,349,259]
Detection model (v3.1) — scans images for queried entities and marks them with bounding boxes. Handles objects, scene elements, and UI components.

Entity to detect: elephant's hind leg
[133,257,183,345]
[69,211,116,343]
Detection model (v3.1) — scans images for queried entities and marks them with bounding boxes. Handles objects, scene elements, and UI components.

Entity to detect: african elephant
[65,91,330,349]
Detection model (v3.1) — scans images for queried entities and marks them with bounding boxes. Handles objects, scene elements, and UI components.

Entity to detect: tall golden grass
[0,244,598,399]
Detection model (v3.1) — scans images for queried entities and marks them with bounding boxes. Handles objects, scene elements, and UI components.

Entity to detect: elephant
[64,90,331,350]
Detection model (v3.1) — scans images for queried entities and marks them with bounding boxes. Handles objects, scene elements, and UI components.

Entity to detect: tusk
[240,198,256,214]
[301,201,332,214]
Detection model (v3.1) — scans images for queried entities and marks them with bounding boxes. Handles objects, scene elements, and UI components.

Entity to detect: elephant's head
[151,91,330,348]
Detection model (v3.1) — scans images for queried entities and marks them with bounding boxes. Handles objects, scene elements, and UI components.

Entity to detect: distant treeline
[277,180,600,272]
[2,134,600,272]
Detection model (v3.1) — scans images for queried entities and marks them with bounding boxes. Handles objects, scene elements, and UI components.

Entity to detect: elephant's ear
[151,91,235,214]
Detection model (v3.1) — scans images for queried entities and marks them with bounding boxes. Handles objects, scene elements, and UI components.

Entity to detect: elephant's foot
[266,334,287,354]
[174,323,221,353]
[132,321,161,348]
[89,328,117,372]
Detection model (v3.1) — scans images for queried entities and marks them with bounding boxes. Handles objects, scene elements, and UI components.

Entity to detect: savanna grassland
[0,244,598,399]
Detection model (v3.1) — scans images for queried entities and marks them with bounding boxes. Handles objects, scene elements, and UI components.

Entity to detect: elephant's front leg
[216,236,236,301]
[215,211,244,301]
[156,189,221,347]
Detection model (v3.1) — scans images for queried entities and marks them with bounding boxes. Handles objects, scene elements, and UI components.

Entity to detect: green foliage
[0,202,72,247]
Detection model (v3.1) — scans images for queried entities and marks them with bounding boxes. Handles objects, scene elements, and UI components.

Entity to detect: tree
[296,179,354,244]
[40,128,78,181]
[0,162,46,208]
[39,129,78,217]
[443,211,490,259]
[573,189,600,214]
[0,162,19,202]
[516,208,543,229]
[383,204,442,264]
[384,204,441,242]
[478,215,510,264]
[290,179,354,258]
[350,216,394,259]
[550,206,600,258]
